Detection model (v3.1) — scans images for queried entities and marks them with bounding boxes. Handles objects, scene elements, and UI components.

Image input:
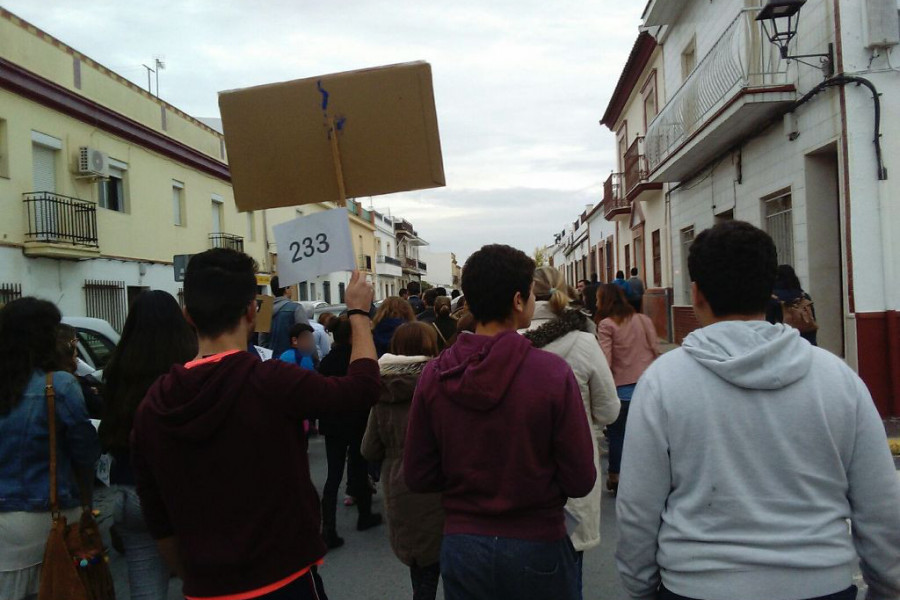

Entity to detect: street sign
[174,254,194,282]
[272,209,356,287]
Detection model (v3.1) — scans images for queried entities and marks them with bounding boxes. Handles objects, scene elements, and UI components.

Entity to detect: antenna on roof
[154,56,166,98]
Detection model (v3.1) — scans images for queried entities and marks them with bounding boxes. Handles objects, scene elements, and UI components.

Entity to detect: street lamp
[756,0,834,77]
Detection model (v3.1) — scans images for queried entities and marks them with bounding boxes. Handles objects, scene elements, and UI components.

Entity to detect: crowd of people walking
[0,221,898,600]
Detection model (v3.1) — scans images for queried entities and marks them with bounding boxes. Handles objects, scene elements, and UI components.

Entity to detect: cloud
[3,0,644,259]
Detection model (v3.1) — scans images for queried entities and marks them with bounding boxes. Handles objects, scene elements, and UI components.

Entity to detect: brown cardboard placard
[255,295,274,333]
[219,61,445,212]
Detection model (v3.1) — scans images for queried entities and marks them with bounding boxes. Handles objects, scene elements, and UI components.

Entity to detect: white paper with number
[273,209,356,287]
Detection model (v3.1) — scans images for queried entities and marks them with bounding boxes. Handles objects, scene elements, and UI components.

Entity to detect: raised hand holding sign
[272,209,356,287]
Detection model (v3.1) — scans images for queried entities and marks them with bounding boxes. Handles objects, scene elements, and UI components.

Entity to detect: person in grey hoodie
[616,221,900,600]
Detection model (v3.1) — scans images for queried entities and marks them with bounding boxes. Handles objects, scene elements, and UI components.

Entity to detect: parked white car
[61,316,120,377]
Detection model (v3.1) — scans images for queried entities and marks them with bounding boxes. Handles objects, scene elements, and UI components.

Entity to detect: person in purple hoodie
[404,244,597,600]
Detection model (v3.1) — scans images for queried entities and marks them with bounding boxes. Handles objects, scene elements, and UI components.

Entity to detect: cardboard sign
[255,295,274,333]
[272,209,356,287]
[219,61,445,212]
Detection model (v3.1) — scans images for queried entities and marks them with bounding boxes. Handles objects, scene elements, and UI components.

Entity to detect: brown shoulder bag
[38,373,116,600]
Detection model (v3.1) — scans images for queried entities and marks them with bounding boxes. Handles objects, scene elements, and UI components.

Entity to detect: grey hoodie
[616,320,900,600]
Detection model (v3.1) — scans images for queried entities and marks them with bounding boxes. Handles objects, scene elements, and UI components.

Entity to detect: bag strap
[45,372,60,517]
[432,322,448,346]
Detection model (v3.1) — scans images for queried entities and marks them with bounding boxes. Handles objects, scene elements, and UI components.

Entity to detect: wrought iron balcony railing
[624,136,651,194]
[602,173,629,220]
[209,233,244,252]
[377,255,402,267]
[645,8,789,173]
[23,192,99,247]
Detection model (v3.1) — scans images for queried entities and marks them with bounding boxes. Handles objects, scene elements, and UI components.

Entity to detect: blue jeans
[607,384,636,474]
[441,534,579,600]
[113,486,170,600]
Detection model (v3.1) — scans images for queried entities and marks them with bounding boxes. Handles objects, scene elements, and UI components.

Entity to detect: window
[310,283,317,301]
[75,327,117,370]
[99,160,127,212]
[0,282,22,305]
[0,119,8,178]
[83,279,127,333]
[298,282,309,301]
[616,122,628,172]
[172,180,185,226]
[31,132,61,192]
[681,36,697,81]
[652,229,662,288]
[323,281,332,304]
[211,195,224,233]
[680,227,695,304]
[339,282,346,303]
[763,192,794,266]
[641,71,658,130]
[247,211,256,242]
[625,244,631,276]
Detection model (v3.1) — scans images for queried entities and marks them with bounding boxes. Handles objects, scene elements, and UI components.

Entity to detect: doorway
[804,144,844,356]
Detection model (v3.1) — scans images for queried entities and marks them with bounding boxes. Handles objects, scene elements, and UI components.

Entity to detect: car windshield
[76,328,117,370]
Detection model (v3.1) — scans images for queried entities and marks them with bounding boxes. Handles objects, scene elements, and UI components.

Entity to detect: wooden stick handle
[329,117,347,208]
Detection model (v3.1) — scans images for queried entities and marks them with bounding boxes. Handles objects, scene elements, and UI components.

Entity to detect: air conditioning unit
[78,146,109,177]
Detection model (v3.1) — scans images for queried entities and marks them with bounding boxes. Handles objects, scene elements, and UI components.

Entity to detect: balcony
[402,257,426,274]
[376,254,403,277]
[645,9,796,182]
[623,137,663,201]
[417,260,427,272]
[358,254,373,272]
[395,220,428,246]
[209,233,244,252]
[346,199,375,224]
[377,255,401,267]
[23,192,100,259]
[602,173,630,221]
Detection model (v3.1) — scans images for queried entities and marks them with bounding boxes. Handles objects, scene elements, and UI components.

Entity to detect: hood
[681,321,812,390]
[142,351,259,442]
[378,354,429,404]
[522,303,594,348]
[429,330,532,411]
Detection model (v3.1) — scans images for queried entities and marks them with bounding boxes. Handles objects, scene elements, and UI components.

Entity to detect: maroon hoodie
[403,330,595,542]
[131,351,380,598]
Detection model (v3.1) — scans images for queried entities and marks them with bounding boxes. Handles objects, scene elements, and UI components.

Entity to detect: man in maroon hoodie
[131,248,380,600]
[404,244,596,600]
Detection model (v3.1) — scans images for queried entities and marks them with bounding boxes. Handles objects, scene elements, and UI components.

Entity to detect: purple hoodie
[404,330,596,542]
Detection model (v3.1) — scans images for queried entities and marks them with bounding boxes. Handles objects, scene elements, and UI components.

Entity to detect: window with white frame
[211,195,224,233]
[99,160,127,212]
[681,36,697,82]
[763,192,794,266]
[172,180,185,226]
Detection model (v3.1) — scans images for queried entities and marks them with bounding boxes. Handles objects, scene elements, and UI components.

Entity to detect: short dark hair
[688,220,777,317]
[407,281,421,295]
[616,270,625,280]
[435,287,447,297]
[185,248,258,337]
[630,268,638,276]
[399,288,409,297]
[423,289,438,307]
[270,275,286,297]
[289,322,314,340]
[451,289,461,299]
[578,279,590,287]
[462,244,535,324]
[327,315,352,346]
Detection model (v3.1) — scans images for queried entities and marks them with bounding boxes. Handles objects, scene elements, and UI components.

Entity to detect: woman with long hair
[372,296,416,356]
[431,296,456,351]
[522,267,620,598]
[362,322,444,600]
[0,298,100,600]
[318,316,382,549]
[767,264,818,346]
[595,283,660,494]
[99,290,198,600]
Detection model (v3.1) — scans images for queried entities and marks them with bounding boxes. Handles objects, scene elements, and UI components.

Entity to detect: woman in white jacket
[521,266,620,599]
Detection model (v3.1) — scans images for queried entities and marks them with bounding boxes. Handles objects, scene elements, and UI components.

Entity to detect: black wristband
[346,309,370,318]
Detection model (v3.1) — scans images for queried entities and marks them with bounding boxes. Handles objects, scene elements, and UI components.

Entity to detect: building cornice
[600,32,657,130]
[0,57,231,182]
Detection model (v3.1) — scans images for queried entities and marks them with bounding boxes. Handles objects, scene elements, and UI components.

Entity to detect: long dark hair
[0,297,61,415]
[774,264,802,292]
[99,290,197,453]
[595,283,635,325]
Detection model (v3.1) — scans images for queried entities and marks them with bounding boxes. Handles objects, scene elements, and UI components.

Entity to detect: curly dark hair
[0,297,62,415]
[99,290,198,453]
[184,248,259,337]
[688,220,778,317]
[462,244,535,324]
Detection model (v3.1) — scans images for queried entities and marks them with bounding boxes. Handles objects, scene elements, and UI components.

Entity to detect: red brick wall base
[857,311,900,418]
[643,288,673,342]
[672,305,701,346]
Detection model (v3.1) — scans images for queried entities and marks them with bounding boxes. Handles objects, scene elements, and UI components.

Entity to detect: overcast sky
[4,0,644,260]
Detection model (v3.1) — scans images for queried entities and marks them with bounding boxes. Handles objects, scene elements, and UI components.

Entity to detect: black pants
[322,431,371,531]
[410,563,441,600]
[257,567,328,599]
[658,584,857,600]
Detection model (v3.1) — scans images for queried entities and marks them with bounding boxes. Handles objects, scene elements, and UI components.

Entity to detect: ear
[246,300,257,325]
[512,290,524,314]
[691,282,712,326]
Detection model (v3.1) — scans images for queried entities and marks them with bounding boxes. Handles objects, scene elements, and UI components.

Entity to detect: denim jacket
[0,370,100,512]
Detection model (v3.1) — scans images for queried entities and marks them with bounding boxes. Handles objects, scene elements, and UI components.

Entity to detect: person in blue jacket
[279,323,317,370]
